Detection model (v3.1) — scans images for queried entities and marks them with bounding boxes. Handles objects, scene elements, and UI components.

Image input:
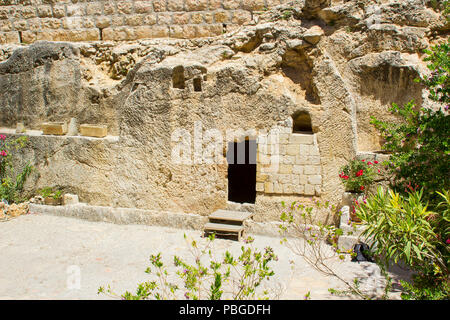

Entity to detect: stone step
[209,209,253,224]
[225,201,255,213]
[204,222,244,241]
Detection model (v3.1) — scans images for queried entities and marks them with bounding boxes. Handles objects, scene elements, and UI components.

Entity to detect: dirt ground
[0,212,409,300]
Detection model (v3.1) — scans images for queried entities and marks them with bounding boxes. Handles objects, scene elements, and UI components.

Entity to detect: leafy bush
[399,274,449,300]
[370,40,449,204]
[371,100,449,202]
[339,158,380,193]
[98,234,278,300]
[0,135,33,203]
[356,187,449,299]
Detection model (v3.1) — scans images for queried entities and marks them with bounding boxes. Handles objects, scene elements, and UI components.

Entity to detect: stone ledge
[0,128,119,142]
[29,203,209,231]
[28,203,299,238]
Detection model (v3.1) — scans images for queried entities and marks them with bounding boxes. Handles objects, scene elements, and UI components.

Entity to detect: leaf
[405,241,411,262]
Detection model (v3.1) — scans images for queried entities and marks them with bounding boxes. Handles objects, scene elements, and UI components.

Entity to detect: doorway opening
[226,139,257,204]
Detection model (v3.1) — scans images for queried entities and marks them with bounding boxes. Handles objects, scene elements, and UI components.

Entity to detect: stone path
[0,212,409,300]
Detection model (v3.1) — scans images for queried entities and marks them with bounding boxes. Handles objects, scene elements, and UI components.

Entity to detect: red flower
[367,162,373,165]
[374,160,379,164]
[339,172,349,180]
[360,186,365,191]
[378,169,381,173]
[356,169,363,177]
[446,239,450,245]
[361,159,365,162]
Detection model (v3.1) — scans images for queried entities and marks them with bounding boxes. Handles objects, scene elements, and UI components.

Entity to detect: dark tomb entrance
[227,139,257,204]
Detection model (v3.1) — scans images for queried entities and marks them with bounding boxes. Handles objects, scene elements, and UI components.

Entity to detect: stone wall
[257,129,322,196]
[0,0,287,44]
[0,0,446,224]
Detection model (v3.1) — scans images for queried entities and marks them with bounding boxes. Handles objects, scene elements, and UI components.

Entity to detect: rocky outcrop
[0,201,29,221]
[0,0,447,223]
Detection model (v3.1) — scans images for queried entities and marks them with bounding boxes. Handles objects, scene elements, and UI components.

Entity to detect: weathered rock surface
[0,201,29,220]
[0,0,447,222]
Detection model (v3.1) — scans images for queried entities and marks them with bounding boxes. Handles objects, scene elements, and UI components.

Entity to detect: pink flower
[446,239,450,245]
[0,135,5,140]
[0,150,7,157]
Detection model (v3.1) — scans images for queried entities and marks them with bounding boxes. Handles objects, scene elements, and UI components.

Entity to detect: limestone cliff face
[0,0,447,222]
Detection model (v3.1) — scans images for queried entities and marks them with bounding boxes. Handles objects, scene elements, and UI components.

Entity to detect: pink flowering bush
[339,158,379,193]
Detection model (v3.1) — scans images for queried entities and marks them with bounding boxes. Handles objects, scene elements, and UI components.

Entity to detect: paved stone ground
[0,212,410,300]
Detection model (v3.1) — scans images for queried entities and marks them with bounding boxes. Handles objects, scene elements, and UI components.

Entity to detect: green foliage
[281,8,294,20]
[356,187,450,299]
[0,135,33,203]
[99,234,278,300]
[420,40,449,104]
[338,158,380,193]
[356,187,448,273]
[370,41,450,204]
[399,275,450,300]
[429,0,450,23]
[39,187,62,200]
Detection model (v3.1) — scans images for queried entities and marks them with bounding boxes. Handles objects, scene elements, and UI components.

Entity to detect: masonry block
[308,174,322,185]
[264,182,273,193]
[231,10,252,25]
[299,175,308,184]
[0,31,20,44]
[304,165,321,175]
[295,185,305,194]
[274,182,283,193]
[41,122,67,135]
[256,182,264,192]
[286,144,299,156]
[80,124,107,138]
[186,0,208,11]
[305,184,315,195]
[279,164,292,174]
[290,134,314,145]
[63,194,79,205]
[292,165,303,174]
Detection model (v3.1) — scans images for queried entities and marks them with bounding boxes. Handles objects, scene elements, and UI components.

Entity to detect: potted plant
[39,187,63,206]
[339,158,379,222]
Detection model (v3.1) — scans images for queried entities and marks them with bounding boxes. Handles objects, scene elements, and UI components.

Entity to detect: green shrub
[99,234,278,300]
[370,41,449,205]
[0,135,33,204]
[356,187,449,299]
